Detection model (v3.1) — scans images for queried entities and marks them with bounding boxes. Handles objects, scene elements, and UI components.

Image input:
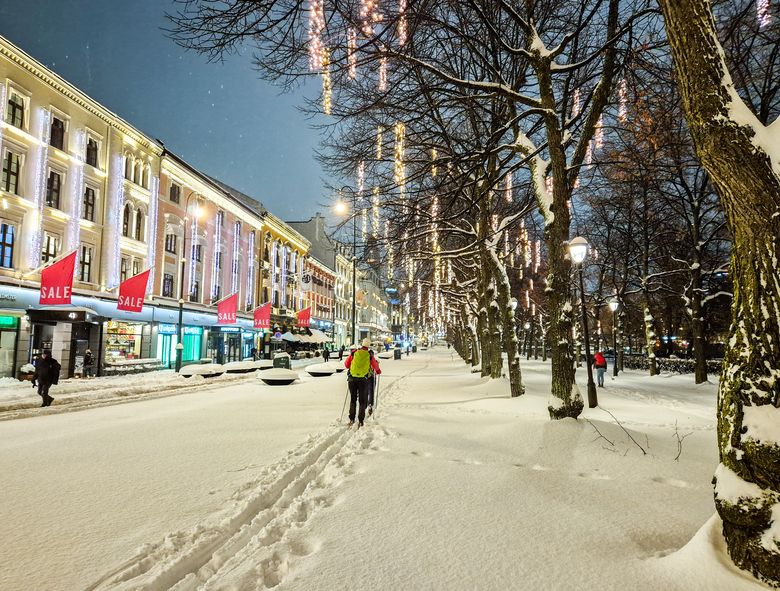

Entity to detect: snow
[0,350,771,590]
[223,360,260,373]
[742,404,780,446]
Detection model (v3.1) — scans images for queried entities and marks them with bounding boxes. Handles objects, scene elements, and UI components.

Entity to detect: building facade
[0,35,312,377]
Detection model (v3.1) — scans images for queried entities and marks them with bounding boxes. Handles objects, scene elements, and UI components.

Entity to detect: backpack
[349,349,371,378]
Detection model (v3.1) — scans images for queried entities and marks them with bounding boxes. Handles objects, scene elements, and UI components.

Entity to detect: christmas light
[357,160,365,198]
[308,0,325,71]
[372,187,380,235]
[758,0,772,28]
[0,85,6,154]
[595,115,604,150]
[572,88,581,118]
[376,126,383,160]
[281,245,288,307]
[211,211,223,299]
[534,240,541,273]
[504,173,512,203]
[322,48,332,115]
[362,208,367,241]
[189,213,198,295]
[270,239,277,303]
[245,232,255,307]
[394,122,405,198]
[379,56,388,92]
[231,221,240,294]
[431,148,437,177]
[290,250,298,310]
[385,219,393,279]
[146,175,159,294]
[360,0,382,37]
[106,152,125,286]
[348,28,358,79]
[29,107,52,269]
[398,0,408,46]
[67,130,86,251]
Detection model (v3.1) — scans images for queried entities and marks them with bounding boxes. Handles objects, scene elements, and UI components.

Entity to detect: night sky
[0,0,330,219]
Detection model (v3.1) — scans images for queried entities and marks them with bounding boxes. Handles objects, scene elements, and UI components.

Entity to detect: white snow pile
[258,368,299,385]
[0,350,773,590]
[180,363,225,377]
[223,360,259,373]
[305,363,337,376]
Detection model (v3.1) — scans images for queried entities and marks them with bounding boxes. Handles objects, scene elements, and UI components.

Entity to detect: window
[132,259,141,277]
[86,138,98,167]
[6,92,24,128]
[191,280,200,301]
[133,160,141,185]
[1,151,21,194]
[142,167,149,189]
[124,157,131,180]
[82,187,96,222]
[162,273,174,297]
[134,211,144,241]
[213,284,221,300]
[120,258,128,282]
[122,204,131,237]
[46,171,62,208]
[79,245,92,282]
[0,223,14,268]
[50,117,65,150]
[215,251,222,271]
[41,234,58,264]
[165,234,177,254]
[194,244,202,262]
[169,183,180,204]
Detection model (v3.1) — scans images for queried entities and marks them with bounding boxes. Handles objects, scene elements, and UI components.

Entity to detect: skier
[34,350,61,407]
[593,351,608,387]
[82,349,95,378]
[344,338,381,427]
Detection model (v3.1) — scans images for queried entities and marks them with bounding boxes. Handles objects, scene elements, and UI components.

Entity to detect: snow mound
[253,359,274,370]
[305,363,337,377]
[377,351,393,360]
[223,361,258,374]
[258,368,299,385]
[179,364,225,378]
[323,361,346,373]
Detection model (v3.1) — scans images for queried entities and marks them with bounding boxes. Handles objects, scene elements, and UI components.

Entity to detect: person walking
[323,346,331,362]
[82,349,95,378]
[338,345,344,361]
[34,350,61,407]
[344,338,381,427]
[593,351,608,387]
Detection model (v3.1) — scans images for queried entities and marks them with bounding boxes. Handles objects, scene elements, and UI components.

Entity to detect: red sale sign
[297,307,311,328]
[217,293,238,324]
[117,269,151,313]
[39,251,77,305]
[253,302,271,329]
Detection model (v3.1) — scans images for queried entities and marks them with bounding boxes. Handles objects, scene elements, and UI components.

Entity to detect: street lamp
[175,200,203,372]
[334,187,357,345]
[510,297,518,310]
[569,236,597,408]
[609,298,619,377]
[524,321,530,357]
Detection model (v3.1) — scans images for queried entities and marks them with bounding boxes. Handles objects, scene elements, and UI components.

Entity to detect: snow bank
[179,364,225,378]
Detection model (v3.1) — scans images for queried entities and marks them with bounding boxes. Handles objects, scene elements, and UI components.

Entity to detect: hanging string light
[594,114,604,150]
[360,0,382,37]
[372,187,380,235]
[534,240,541,273]
[398,0,408,46]
[308,0,325,71]
[758,0,772,28]
[572,88,581,118]
[357,160,365,198]
[394,122,405,198]
[322,48,332,115]
[385,219,393,279]
[504,173,512,203]
[348,28,358,79]
[376,125,383,160]
[431,148,438,177]
[379,55,388,91]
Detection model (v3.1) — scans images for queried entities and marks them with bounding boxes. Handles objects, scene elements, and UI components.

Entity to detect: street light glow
[609,299,619,312]
[568,236,588,264]
[335,201,348,215]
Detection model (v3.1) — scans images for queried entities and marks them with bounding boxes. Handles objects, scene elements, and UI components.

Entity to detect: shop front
[104,320,149,362]
[0,314,19,378]
[156,323,203,368]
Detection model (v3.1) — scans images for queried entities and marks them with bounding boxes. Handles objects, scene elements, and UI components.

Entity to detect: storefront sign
[297,307,311,328]
[217,293,238,324]
[158,323,177,335]
[118,269,151,313]
[0,315,17,328]
[253,302,271,329]
[40,251,77,305]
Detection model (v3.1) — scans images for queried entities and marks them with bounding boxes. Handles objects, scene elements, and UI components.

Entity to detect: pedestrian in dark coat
[323,346,331,362]
[338,345,345,361]
[82,349,95,378]
[34,350,61,407]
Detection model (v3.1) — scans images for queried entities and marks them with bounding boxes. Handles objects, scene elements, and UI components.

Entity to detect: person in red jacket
[593,351,608,387]
[344,338,382,427]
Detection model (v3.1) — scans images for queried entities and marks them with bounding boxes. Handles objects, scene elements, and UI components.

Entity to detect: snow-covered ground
[0,349,770,590]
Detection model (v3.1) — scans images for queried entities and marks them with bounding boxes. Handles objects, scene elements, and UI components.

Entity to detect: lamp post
[334,187,357,345]
[523,321,531,357]
[175,200,202,373]
[609,298,619,377]
[569,236,597,408]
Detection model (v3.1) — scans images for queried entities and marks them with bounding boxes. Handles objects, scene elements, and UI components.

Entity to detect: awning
[309,328,332,343]
[281,332,300,342]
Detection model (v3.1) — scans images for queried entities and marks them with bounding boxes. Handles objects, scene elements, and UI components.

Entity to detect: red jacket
[593,353,607,369]
[344,348,382,375]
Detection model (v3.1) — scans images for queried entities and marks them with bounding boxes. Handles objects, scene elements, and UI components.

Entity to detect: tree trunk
[643,303,659,376]
[659,0,780,584]
[488,249,525,396]
[690,269,708,384]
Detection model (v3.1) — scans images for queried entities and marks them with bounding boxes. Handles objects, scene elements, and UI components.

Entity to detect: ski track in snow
[85,366,423,591]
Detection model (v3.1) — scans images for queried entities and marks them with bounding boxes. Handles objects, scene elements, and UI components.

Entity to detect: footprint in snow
[531,464,551,471]
[576,472,613,481]
[410,450,433,458]
[651,476,692,488]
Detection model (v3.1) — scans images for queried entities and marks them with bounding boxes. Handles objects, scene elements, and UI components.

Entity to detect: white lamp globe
[609,299,619,312]
[568,236,588,264]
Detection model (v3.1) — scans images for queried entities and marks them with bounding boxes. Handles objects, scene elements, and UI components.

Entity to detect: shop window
[120,257,128,282]
[86,138,99,167]
[191,280,200,301]
[79,245,92,282]
[41,233,58,264]
[82,187,96,222]
[1,151,21,194]
[165,233,177,254]
[122,204,132,237]
[134,211,144,241]
[46,171,62,209]
[162,273,174,297]
[50,117,65,150]
[0,223,14,268]
[169,183,180,204]
[105,320,143,361]
[6,92,25,129]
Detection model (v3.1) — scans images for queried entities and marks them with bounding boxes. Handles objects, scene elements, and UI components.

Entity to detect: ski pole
[373,375,380,419]
[339,383,349,422]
